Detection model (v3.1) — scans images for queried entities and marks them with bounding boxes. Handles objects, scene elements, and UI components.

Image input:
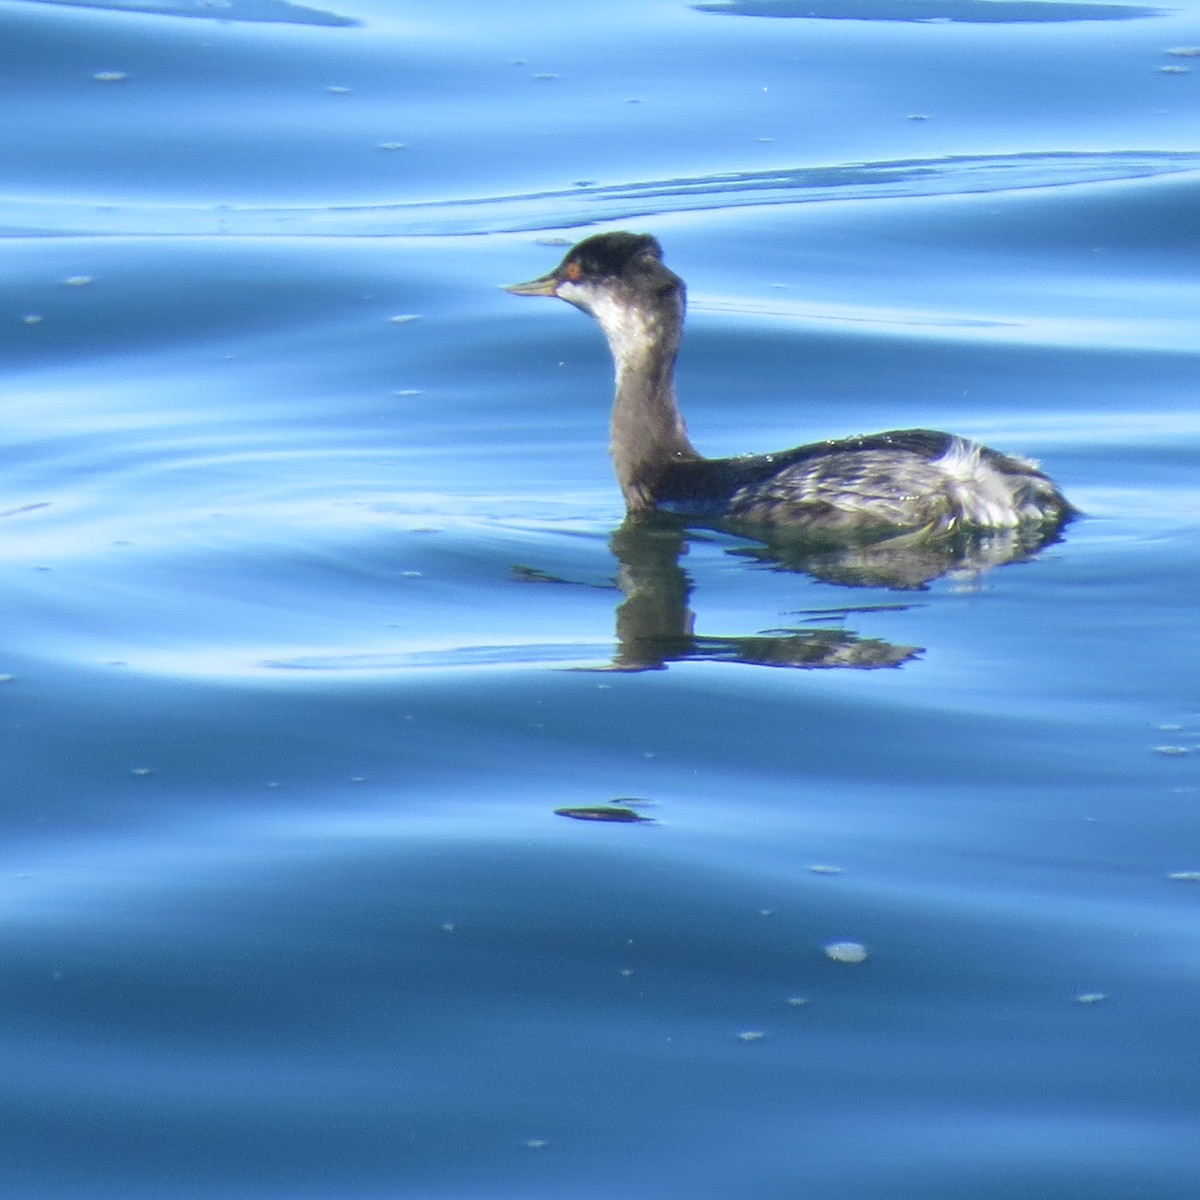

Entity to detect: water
[3,0,1199,1196]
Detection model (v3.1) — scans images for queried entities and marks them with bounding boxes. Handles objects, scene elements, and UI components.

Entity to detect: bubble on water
[809,864,843,875]
[93,71,128,83]
[786,996,810,1007]
[21,314,43,325]
[1166,46,1200,56]
[63,275,93,287]
[1153,745,1190,756]
[131,767,154,777]
[1167,871,1200,882]
[389,314,420,325]
[824,941,868,963]
[377,142,406,151]
[1075,992,1107,1004]
[1157,65,1191,74]
[736,1030,765,1042]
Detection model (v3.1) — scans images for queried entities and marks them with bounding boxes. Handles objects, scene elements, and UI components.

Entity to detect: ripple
[17,0,359,25]
[263,643,616,673]
[4,150,1199,238]
[695,0,1165,21]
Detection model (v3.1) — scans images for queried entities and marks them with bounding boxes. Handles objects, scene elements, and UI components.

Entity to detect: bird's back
[652,429,1072,532]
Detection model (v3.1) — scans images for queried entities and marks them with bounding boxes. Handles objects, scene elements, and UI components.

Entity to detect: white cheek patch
[560,285,657,371]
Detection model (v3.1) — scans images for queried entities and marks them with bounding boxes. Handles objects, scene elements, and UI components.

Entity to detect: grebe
[507,231,1073,532]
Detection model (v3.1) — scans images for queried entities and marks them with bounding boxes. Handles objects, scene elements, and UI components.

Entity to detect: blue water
[3,0,1200,1195]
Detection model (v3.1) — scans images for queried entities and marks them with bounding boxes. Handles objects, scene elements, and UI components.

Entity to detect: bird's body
[507,231,1072,535]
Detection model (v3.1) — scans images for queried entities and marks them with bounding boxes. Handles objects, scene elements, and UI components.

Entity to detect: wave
[14,0,358,25]
[5,150,1199,239]
[694,0,1165,22]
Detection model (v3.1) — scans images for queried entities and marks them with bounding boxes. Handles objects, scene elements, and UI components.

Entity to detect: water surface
[3,0,1200,1196]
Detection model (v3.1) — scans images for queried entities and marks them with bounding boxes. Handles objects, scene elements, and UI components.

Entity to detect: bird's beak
[505,272,559,297]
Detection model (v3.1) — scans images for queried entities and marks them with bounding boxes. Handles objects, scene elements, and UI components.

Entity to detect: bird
[507,231,1073,534]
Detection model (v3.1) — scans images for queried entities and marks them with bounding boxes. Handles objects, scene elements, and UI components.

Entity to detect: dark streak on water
[695,0,1167,22]
[5,150,1200,237]
[26,0,360,25]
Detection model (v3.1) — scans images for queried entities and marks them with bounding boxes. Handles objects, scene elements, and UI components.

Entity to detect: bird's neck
[597,296,699,511]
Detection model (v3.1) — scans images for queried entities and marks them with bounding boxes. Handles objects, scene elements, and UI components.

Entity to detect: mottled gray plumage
[507,232,1072,534]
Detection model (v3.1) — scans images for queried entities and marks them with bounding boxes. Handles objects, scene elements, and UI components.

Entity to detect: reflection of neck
[597,296,699,511]
[610,519,693,670]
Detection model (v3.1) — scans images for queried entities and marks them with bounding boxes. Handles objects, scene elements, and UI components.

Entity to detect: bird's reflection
[513,513,1069,673]
[725,516,1067,591]
[604,517,922,672]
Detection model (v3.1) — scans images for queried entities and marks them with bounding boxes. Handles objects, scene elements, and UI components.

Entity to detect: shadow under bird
[507,231,1074,536]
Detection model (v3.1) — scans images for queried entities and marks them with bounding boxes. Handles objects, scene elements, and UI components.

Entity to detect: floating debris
[1075,992,1107,1004]
[736,1030,765,1042]
[824,941,868,963]
[554,805,654,823]
[1167,871,1200,882]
